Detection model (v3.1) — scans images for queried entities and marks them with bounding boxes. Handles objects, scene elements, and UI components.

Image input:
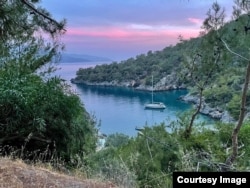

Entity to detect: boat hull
[144,102,166,109]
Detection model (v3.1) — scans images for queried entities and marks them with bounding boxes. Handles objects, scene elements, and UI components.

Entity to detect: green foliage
[87,119,250,187]
[0,69,97,161]
[227,94,241,119]
[130,125,178,187]
[105,133,130,148]
[204,85,233,107]
[82,100,250,187]
[0,0,97,165]
[238,122,250,169]
[86,147,138,187]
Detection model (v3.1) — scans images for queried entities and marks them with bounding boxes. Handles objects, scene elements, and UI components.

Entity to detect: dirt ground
[0,158,117,188]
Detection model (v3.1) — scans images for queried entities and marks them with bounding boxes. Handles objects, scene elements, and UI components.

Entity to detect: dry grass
[0,158,117,188]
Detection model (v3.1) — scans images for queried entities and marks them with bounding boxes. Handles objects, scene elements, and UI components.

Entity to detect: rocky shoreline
[71,75,235,124]
[71,73,186,91]
[179,94,235,123]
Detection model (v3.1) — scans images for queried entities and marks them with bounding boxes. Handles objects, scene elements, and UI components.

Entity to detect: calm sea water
[54,62,214,137]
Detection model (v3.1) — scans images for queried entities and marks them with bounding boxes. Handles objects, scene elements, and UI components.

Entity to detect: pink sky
[41,0,234,61]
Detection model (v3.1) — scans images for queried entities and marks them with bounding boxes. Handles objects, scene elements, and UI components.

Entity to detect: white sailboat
[144,75,166,109]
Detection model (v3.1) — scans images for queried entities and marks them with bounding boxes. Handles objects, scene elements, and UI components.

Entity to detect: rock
[221,111,235,123]
[180,93,235,123]
[179,94,200,104]
[72,72,186,92]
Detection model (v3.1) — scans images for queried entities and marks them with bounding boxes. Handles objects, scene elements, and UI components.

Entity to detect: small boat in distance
[144,75,166,110]
[144,102,166,109]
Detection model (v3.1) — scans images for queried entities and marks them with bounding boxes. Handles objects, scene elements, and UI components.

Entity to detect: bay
[54,62,214,137]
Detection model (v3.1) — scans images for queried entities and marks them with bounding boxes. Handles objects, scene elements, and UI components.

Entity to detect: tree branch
[20,0,65,30]
[220,38,249,61]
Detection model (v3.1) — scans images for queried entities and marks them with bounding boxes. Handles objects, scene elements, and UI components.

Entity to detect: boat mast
[151,75,154,103]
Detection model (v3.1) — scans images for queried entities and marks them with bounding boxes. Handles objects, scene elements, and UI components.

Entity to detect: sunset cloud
[188,17,203,25]
[65,25,200,42]
[41,0,235,60]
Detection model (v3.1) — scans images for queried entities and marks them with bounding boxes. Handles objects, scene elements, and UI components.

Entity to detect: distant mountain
[60,53,113,63]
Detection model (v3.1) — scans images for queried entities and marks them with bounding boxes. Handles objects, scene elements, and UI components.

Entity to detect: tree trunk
[224,62,250,170]
[185,88,203,138]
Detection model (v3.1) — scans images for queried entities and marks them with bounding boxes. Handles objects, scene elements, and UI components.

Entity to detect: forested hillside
[72,41,187,87]
[72,13,250,121]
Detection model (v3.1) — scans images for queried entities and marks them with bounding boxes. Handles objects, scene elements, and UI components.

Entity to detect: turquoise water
[54,62,214,137]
